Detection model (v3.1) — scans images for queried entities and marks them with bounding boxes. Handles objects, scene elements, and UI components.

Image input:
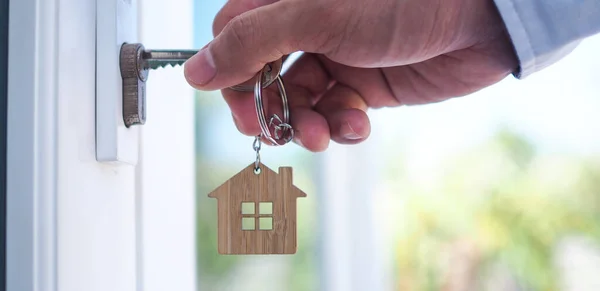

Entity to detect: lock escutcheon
[120,43,148,127]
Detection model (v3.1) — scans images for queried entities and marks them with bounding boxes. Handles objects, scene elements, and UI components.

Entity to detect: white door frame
[6,0,196,290]
[7,0,58,289]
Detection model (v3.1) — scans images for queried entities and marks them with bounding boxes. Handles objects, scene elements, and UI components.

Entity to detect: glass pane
[241,217,255,230]
[258,217,273,230]
[259,202,272,215]
[241,202,254,215]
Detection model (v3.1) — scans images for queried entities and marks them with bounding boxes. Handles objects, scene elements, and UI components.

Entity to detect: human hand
[184,0,518,152]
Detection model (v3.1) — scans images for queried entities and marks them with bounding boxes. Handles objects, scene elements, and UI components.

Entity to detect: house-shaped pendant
[208,162,307,255]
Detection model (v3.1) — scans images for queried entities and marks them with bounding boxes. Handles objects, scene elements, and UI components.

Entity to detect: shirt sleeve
[492,0,600,79]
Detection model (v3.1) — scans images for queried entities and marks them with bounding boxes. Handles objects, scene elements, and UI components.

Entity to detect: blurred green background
[389,128,600,291]
[194,104,600,291]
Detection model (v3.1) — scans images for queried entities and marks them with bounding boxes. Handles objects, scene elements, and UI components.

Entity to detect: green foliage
[391,130,600,290]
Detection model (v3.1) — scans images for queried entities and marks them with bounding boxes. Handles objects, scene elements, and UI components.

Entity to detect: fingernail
[185,47,216,86]
[341,123,363,140]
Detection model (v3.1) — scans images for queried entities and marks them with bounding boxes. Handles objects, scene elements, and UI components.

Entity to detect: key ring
[254,64,294,146]
[229,59,283,92]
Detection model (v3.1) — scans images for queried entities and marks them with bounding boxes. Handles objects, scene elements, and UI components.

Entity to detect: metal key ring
[254,65,294,146]
[230,59,283,92]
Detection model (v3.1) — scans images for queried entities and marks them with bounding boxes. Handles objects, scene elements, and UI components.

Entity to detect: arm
[494,0,600,78]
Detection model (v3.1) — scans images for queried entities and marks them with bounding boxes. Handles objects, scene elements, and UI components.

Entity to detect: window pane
[241,202,254,215]
[258,217,273,230]
[259,202,272,215]
[241,217,255,230]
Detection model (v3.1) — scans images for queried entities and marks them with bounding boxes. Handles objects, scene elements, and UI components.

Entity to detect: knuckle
[226,14,260,51]
[301,1,353,53]
[212,9,228,37]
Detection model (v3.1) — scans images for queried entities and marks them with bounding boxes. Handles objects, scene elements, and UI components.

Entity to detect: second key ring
[254,64,294,146]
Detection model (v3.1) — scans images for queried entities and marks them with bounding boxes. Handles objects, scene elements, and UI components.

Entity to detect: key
[119,43,282,127]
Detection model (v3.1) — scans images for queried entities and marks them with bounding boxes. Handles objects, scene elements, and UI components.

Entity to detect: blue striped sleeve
[493,0,600,78]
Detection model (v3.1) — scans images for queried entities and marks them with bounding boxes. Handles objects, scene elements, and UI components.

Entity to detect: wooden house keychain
[208,62,307,255]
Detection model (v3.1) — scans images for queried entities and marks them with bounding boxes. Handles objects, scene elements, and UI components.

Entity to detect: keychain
[207,62,307,255]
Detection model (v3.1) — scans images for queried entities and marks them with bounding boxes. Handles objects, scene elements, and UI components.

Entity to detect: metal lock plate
[120,43,148,127]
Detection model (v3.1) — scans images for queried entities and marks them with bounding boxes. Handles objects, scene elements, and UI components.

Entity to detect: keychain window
[259,202,272,215]
[241,202,255,215]
[241,217,255,230]
[240,201,274,231]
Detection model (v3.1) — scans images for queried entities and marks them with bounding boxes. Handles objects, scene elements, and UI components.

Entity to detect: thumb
[184,0,335,91]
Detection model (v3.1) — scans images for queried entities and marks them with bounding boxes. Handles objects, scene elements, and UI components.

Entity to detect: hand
[184,0,518,152]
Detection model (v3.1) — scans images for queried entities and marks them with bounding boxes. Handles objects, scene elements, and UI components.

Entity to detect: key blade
[142,50,199,70]
[146,60,188,70]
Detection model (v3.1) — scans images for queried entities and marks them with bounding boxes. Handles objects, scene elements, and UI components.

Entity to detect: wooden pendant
[208,162,307,255]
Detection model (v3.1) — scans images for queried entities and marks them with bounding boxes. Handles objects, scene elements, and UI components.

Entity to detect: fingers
[285,55,372,145]
[317,56,400,109]
[314,83,371,144]
[221,53,335,152]
[289,107,330,152]
[283,53,333,105]
[222,53,373,151]
[184,0,340,91]
[223,84,331,152]
[224,90,267,136]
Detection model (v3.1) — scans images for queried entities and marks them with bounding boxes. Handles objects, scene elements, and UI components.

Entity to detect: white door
[6,0,196,290]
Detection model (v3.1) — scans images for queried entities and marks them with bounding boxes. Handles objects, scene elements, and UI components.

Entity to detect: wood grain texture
[208,162,306,255]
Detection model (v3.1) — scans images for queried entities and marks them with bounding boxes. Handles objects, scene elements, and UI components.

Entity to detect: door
[6,0,196,290]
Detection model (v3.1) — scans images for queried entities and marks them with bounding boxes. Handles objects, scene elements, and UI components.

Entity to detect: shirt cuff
[492,0,597,79]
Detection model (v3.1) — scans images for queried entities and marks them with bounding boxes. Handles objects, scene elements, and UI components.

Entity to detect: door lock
[119,43,283,127]
[119,43,197,127]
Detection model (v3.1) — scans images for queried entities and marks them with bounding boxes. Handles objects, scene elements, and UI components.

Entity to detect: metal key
[119,43,282,127]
